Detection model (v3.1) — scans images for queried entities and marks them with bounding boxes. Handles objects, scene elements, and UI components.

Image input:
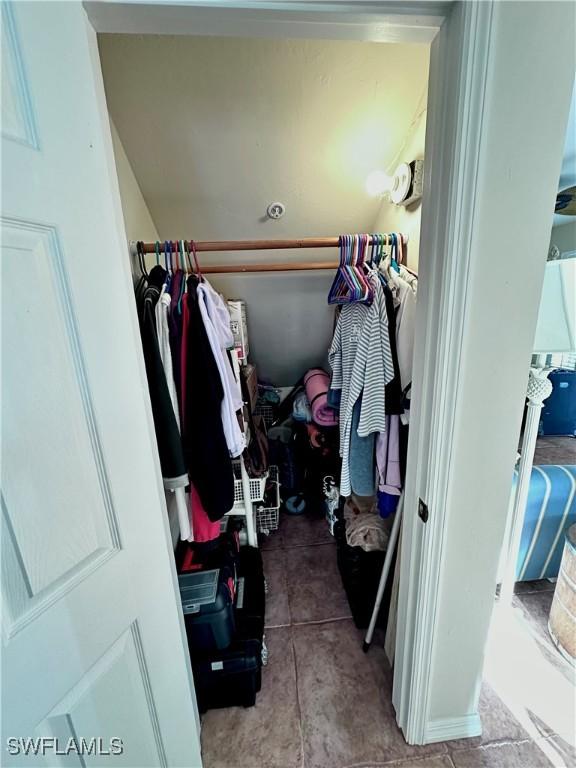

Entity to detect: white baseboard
[424,714,482,744]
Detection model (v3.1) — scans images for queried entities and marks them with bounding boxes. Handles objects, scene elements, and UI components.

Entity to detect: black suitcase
[179,568,236,651]
[334,516,396,630]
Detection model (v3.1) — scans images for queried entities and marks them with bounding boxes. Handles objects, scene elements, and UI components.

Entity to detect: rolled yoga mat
[304,368,338,427]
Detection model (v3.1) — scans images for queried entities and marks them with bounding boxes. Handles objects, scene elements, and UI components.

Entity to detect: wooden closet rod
[138,235,408,273]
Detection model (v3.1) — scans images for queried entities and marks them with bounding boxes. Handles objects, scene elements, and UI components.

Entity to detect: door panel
[2,220,119,608]
[1,3,201,765]
[36,624,165,768]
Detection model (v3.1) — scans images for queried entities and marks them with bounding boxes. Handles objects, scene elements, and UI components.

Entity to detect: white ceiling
[99,35,429,244]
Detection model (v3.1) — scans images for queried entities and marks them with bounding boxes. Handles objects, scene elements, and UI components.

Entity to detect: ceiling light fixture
[366,160,424,206]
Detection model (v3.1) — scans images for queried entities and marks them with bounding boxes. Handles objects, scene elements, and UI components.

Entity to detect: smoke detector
[267,202,286,220]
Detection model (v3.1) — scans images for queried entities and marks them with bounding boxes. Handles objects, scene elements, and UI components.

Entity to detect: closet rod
[199,261,337,273]
[140,236,406,254]
[138,235,409,273]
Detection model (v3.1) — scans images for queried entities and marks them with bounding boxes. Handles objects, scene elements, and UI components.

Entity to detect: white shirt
[155,286,181,429]
[380,259,417,396]
[197,280,246,458]
[155,286,192,540]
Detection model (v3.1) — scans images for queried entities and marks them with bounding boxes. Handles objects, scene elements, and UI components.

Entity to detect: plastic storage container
[192,547,266,712]
[179,569,236,651]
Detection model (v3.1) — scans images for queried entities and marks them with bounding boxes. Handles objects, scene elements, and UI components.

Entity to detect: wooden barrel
[548,522,576,664]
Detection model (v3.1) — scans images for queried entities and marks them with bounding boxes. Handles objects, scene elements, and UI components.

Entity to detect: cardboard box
[227,300,249,362]
[241,364,258,414]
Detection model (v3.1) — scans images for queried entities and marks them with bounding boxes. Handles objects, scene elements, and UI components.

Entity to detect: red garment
[189,483,220,543]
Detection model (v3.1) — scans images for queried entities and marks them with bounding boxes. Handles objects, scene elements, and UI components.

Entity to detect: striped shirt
[329,271,394,497]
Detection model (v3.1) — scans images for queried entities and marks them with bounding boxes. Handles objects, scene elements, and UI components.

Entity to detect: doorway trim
[83,0,523,748]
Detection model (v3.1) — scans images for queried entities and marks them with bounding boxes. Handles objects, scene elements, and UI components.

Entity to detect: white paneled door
[1,3,201,766]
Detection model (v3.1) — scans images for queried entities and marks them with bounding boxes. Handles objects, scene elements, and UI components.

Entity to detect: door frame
[83,0,573,748]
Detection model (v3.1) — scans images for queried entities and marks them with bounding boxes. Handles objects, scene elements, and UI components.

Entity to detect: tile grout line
[289,624,307,768]
[341,750,455,768]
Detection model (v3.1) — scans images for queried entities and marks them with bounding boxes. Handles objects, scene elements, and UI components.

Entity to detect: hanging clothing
[329,271,394,498]
[168,269,185,422]
[197,280,245,458]
[376,415,402,518]
[184,276,235,521]
[380,258,417,399]
[155,285,180,429]
[189,483,220,543]
[349,394,376,496]
[382,283,404,416]
[168,487,192,542]
[137,265,188,492]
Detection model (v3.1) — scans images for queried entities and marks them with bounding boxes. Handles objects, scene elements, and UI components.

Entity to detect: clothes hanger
[190,239,203,282]
[135,241,143,277]
[374,233,383,266]
[358,234,375,302]
[343,233,373,302]
[391,233,400,273]
[154,241,161,267]
[178,240,190,312]
[328,235,359,304]
[163,240,170,272]
[344,235,363,302]
[340,235,360,301]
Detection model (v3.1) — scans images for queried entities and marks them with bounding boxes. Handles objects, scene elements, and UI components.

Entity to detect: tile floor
[201,513,575,768]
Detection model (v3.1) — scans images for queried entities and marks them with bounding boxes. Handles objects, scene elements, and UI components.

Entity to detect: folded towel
[304,368,339,427]
[344,495,388,552]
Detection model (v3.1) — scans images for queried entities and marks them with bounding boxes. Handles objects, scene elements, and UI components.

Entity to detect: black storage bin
[236,546,265,636]
[179,569,236,652]
[192,638,262,712]
[192,547,266,713]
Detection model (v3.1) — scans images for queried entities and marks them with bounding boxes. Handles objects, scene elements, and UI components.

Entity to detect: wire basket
[256,466,280,534]
[254,398,277,429]
[232,460,268,506]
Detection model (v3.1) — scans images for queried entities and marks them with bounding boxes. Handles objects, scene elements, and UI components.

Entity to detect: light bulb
[365,170,393,197]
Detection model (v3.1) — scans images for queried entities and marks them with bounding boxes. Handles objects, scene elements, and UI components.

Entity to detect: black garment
[168,269,185,425]
[137,265,188,489]
[184,276,234,520]
[383,284,404,415]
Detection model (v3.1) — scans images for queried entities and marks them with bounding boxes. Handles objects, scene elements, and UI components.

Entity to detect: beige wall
[109,119,159,266]
[109,119,183,544]
[372,96,427,271]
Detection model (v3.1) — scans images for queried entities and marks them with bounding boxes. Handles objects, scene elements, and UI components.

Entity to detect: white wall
[372,94,427,270]
[425,0,575,726]
[550,220,576,257]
